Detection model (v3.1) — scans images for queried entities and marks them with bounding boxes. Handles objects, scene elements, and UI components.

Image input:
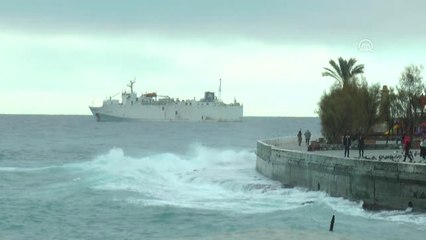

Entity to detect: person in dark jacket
[420,136,426,160]
[304,129,311,146]
[343,135,352,158]
[297,129,302,146]
[358,135,365,158]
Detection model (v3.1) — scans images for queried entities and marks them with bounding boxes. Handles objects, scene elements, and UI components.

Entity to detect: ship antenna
[218,78,222,101]
[128,77,136,94]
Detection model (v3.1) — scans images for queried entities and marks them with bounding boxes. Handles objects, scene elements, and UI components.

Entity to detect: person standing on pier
[403,134,413,162]
[420,136,426,160]
[304,129,311,146]
[343,135,352,158]
[358,135,365,158]
[297,129,302,146]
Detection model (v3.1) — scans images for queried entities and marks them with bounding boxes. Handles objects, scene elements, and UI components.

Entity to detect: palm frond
[322,67,340,80]
[351,64,365,75]
[347,58,357,69]
[323,57,365,89]
[338,57,350,85]
[329,59,342,77]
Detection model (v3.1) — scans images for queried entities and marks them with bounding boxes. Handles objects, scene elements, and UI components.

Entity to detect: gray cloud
[1,0,425,43]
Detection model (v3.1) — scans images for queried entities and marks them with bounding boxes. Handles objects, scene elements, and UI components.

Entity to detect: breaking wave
[62,144,320,214]
[4,143,426,224]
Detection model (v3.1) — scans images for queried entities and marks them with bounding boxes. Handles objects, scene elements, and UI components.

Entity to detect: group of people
[297,129,366,158]
[342,135,365,158]
[342,133,419,161]
[296,129,366,158]
[296,126,426,161]
[297,129,311,146]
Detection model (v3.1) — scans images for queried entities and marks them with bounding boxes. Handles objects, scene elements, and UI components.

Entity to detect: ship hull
[89,104,243,122]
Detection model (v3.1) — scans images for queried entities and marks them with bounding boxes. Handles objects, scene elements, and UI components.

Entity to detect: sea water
[0,115,425,240]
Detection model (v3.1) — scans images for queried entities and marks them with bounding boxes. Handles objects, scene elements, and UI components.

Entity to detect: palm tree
[322,57,365,89]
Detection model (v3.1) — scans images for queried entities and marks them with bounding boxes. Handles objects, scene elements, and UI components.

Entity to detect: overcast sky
[1,0,425,116]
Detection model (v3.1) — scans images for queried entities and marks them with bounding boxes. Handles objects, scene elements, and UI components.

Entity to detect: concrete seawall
[256,139,426,212]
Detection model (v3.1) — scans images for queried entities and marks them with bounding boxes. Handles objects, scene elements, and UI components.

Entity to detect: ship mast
[128,78,136,94]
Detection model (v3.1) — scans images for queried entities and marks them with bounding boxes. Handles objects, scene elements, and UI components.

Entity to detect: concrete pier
[256,138,426,212]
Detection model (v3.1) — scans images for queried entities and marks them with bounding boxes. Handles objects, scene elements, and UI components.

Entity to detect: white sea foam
[319,189,426,225]
[0,166,54,172]
[63,145,320,213]
[62,145,426,224]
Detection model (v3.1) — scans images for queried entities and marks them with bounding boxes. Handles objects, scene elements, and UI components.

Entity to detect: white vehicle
[89,79,243,122]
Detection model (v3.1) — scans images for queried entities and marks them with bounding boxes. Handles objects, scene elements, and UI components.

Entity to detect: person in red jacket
[403,134,413,162]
